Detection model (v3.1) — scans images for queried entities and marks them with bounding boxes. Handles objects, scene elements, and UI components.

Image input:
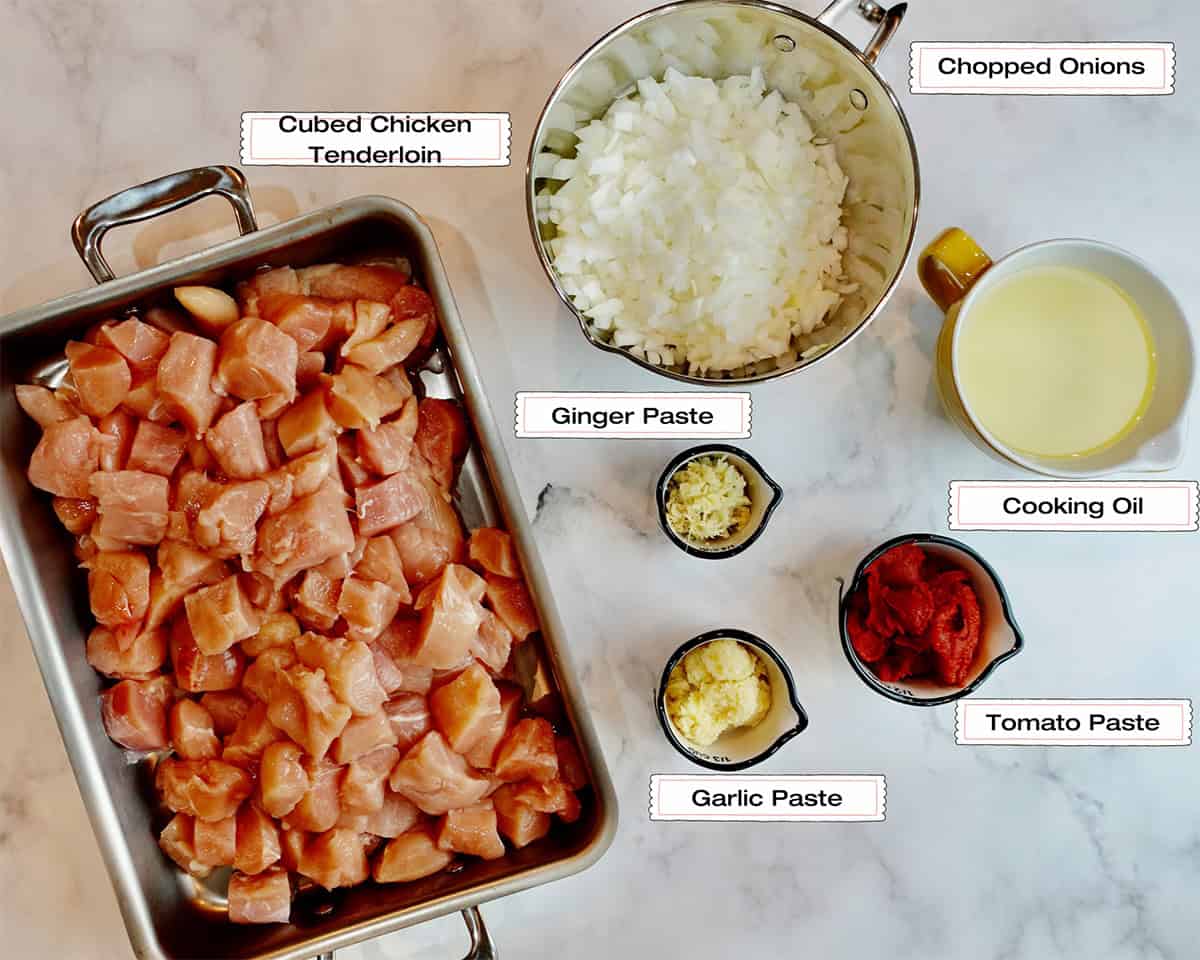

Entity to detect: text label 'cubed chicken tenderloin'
[16,261,588,925]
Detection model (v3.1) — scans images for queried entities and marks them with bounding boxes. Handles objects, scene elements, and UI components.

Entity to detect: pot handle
[71,164,258,283]
[817,0,907,65]
[314,907,498,960]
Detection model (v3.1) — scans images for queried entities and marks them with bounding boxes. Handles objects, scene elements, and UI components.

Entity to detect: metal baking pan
[0,165,617,960]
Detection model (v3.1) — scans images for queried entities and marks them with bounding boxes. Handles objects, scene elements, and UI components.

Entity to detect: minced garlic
[665,639,771,747]
[665,455,751,542]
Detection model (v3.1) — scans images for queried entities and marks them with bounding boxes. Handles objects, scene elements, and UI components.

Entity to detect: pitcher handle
[917,227,994,314]
[71,164,258,283]
[817,0,907,65]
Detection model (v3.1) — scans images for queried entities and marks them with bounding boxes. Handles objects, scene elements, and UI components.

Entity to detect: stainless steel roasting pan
[0,165,617,960]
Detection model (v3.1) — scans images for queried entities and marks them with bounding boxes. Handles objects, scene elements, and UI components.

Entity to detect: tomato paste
[846,543,982,687]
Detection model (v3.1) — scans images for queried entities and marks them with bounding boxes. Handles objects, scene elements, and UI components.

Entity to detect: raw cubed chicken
[83,551,150,629]
[346,318,424,374]
[15,260,589,925]
[157,332,221,436]
[159,813,210,878]
[327,365,406,430]
[354,535,411,601]
[473,610,513,674]
[241,645,298,703]
[338,576,401,643]
[16,384,78,429]
[157,540,226,594]
[373,824,454,883]
[97,410,135,471]
[373,619,433,691]
[171,616,246,692]
[262,442,336,516]
[388,731,490,815]
[122,371,170,423]
[27,416,102,499]
[126,420,187,476]
[241,610,300,657]
[234,804,282,875]
[200,691,251,737]
[494,718,558,783]
[360,790,420,838]
[87,624,166,679]
[297,828,369,890]
[266,664,352,760]
[100,675,172,751]
[236,265,300,312]
[293,570,341,631]
[222,701,285,769]
[282,754,343,832]
[52,496,97,534]
[389,523,463,589]
[484,574,539,641]
[355,472,423,537]
[510,778,582,823]
[339,745,401,814]
[414,398,469,489]
[155,757,253,822]
[492,784,552,849]
[436,800,505,860]
[294,633,387,717]
[429,662,501,754]
[386,285,437,342]
[258,294,341,351]
[216,317,298,407]
[331,709,397,765]
[467,527,519,579]
[463,684,523,770]
[193,814,237,867]
[228,867,291,924]
[205,402,270,479]
[369,640,407,696]
[356,397,418,475]
[342,300,391,354]
[98,318,169,376]
[411,565,486,669]
[193,479,270,558]
[170,699,220,760]
[383,693,433,753]
[65,341,131,417]
[304,264,409,303]
[90,469,170,545]
[291,359,334,400]
[185,575,260,654]
[258,741,309,819]
[556,736,589,791]
[255,480,355,584]
[277,387,341,458]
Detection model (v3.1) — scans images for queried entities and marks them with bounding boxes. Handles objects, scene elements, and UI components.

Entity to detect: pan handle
[459,907,498,959]
[71,164,258,283]
[315,907,498,960]
[817,0,907,65]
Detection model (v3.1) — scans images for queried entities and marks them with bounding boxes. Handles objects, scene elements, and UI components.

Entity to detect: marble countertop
[1,1,1197,958]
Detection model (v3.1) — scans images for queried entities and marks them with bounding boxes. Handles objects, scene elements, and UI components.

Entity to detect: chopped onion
[541,67,850,374]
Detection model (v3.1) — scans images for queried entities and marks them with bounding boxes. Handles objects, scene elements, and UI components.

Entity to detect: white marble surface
[1,1,1198,958]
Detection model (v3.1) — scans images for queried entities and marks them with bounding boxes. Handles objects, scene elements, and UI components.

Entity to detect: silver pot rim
[525,0,922,386]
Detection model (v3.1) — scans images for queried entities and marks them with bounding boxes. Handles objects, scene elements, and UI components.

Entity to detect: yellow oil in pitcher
[956,264,1156,458]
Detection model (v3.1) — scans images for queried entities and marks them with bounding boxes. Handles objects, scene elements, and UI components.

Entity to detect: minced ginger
[665,639,771,747]
[664,455,751,542]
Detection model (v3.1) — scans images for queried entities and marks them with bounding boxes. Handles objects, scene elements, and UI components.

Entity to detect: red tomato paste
[846,543,982,687]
